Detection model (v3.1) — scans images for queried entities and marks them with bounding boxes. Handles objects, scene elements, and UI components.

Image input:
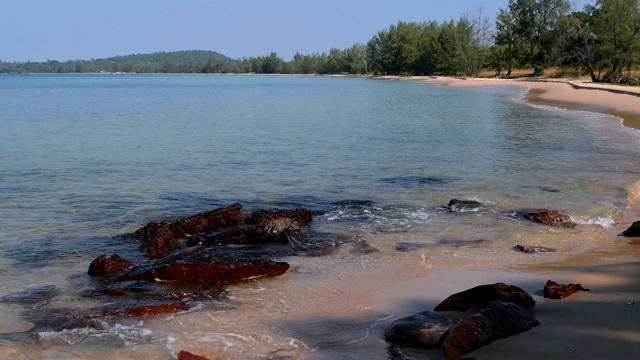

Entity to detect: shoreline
[349,75,640,359]
[400,76,640,131]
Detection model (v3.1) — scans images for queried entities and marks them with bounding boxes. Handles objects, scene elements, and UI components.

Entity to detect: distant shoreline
[384,75,640,131]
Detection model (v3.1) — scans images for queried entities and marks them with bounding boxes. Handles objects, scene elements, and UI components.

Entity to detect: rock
[250,208,313,226]
[543,280,590,299]
[522,209,576,228]
[117,247,290,285]
[447,199,484,212]
[196,217,300,246]
[178,351,211,360]
[88,254,132,277]
[434,283,535,312]
[0,285,60,307]
[99,299,188,317]
[513,245,556,254]
[135,203,250,258]
[443,301,540,360]
[621,221,640,236]
[384,311,458,349]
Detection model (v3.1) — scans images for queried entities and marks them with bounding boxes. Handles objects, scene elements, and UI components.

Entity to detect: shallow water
[1,74,640,358]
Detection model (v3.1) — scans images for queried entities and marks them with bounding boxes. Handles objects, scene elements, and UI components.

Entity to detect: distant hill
[0,50,236,74]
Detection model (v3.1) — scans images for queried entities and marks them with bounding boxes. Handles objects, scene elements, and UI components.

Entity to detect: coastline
[404,76,640,130]
[352,76,640,359]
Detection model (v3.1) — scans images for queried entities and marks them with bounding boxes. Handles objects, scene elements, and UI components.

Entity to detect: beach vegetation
[1,0,638,85]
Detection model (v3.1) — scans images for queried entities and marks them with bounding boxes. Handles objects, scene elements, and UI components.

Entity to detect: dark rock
[395,242,428,252]
[0,285,60,307]
[380,176,452,187]
[97,299,188,317]
[543,280,590,299]
[88,254,132,277]
[250,208,313,226]
[199,218,300,246]
[117,247,290,285]
[621,221,640,237]
[135,203,250,258]
[447,199,484,212]
[434,283,535,312]
[178,351,211,360]
[443,301,540,360]
[513,245,556,254]
[522,209,576,228]
[384,311,458,349]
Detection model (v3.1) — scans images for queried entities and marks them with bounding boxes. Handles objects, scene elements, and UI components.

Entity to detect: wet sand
[354,76,640,359]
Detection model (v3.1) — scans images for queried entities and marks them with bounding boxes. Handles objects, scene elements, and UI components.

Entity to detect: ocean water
[1,74,640,358]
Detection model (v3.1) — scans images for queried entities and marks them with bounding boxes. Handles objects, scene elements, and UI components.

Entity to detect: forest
[1,0,638,83]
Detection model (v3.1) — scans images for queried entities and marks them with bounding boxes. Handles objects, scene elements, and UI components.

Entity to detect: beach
[355,76,640,359]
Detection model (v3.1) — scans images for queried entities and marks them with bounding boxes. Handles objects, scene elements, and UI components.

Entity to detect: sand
[354,76,640,359]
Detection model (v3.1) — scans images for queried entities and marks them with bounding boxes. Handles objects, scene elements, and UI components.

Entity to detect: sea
[1,74,639,359]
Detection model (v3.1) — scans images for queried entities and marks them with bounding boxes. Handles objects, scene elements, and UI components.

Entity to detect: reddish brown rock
[544,280,590,299]
[622,220,640,236]
[443,301,540,360]
[523,209,576,228]
[88,254,132,277]
[117,248,290,285]
[434,283,535,312]
[178,351,211,360]
[196,216,302,246]
[249,208,313,226]
[135,203,250,258]
[108,301,187,317]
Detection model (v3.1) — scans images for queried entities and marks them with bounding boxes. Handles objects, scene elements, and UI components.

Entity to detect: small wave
[37,320,156,346]
[323,203,430,232]
[571,215,616,227]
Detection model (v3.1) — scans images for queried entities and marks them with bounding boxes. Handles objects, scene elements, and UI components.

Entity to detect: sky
[1,0,594,62]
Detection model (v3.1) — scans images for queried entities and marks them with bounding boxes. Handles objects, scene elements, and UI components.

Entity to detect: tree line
[1,0,638,83]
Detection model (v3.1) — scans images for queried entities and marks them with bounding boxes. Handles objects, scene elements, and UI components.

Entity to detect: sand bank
[407,76,640,130]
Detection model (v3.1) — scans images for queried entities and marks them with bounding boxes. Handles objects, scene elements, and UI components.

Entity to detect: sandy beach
[357,76,640,359]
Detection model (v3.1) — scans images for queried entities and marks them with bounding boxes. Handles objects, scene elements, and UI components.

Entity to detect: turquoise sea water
[1,74,640,358]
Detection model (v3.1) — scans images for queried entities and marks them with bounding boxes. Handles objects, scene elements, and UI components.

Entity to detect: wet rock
[380,176,453,187]
[434,283,535,312]
[447,199,484,212]
[522,209,576,228]
[178,351,211,360]
[97,299,188,317]
[88,254,132,277]
[384,311,458,349]
[0,285,60,307]
[513,245,556,254]
[395,242,428,252]
[135,203,250,258]
[117,247,290,285]
[196,217,301,246]
[543,280,590,299]
[250,208,313,226]
[621,220,640,236]
[443,301,540,360]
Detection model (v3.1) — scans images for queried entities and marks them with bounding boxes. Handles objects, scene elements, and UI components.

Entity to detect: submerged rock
[543,280,590,299]
[513,245,556,254]
[443,301,540,360]
[88,254,132,277]
[522,209,577,228]
[178,351,212,360]
[0,285,60,307]
[447,199,484,212]
[384,311,458,349]
[434,283,535,312]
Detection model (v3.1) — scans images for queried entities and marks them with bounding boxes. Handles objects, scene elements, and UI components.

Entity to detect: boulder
[88,254,132,277]
[384,311,458,349]
[116,247,290,285]
[522,209,576,228]
[621,221,640,237]
[434,283,535,312]
[443,301,540,360]
[249,208,313,226]
[447,199,484,212]
[135,203,250,258]
[543,280,590,299]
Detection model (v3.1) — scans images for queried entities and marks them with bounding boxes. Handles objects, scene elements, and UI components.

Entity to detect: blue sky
[1,0,593,62]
